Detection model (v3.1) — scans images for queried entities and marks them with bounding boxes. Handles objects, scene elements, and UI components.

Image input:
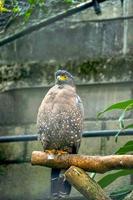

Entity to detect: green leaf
[124,124,133,129]
[64,0,73,3]
[28,0,45,6]
[115,123,133,142]
[98,170,133,188]
[24,8,33,21]
[97,99,133,118]
[110,185,133,200]
[115,141,133,154]
[12,6,20,13]
[28,0,36,5]
[118,102,133,129]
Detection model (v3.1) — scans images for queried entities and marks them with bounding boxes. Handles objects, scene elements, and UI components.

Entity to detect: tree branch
[65,166,111,200]
[31,151,133,173]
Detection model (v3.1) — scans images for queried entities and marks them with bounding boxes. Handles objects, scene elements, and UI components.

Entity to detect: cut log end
[65,166,111,200]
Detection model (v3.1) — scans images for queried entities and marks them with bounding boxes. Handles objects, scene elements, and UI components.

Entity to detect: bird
[37,70,84,199]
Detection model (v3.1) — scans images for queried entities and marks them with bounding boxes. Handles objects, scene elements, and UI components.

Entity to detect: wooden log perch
[65,166,111,200]
[31,151,133,173]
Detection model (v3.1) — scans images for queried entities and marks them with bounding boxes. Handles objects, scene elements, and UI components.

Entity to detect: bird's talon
[45,150,68,155]
[56,150,68,156]
[45,150,56,154]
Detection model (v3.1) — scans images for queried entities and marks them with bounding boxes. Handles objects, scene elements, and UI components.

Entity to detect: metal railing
[0,129,133,143]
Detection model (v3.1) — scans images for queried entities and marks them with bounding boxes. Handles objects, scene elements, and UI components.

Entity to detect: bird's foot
[45,149,68,155]
[56,150,68,156]
[45,149,57,154]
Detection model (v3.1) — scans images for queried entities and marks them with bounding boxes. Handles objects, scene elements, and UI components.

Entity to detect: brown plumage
[37,70,84,198]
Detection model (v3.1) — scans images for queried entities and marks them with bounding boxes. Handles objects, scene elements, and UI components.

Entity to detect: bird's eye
[63,75,68,79]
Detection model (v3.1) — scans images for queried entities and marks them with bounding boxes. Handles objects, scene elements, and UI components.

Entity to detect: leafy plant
[97,99,133,199]
[98,170,133,189]
[64,0,73,4]
[98,141,133,192]
[110,185,133,200]
[116,141,133,155]
[98,99,133,141]
[12,0,45,20]
[10,0,76,19]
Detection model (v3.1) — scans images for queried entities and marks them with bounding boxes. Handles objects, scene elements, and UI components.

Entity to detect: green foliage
[98,140,133,189]
[24,8,33,21]
[115,141,133,155]
[27,0,45,7]
[97,99,133,118]
[97,99,133,141]
[97,99,133,199]
[98,141,133,198]
[97,141,133,193]
[110,185,133,200]
[11,0,46,20]
[98,170,133,189]
[11,0,76,20]
[64,0,73,4]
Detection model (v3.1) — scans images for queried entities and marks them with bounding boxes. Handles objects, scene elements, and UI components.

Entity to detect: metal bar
[82,130,133,137]
[0,134,37,143]
[0,130,132,143]
[0,0,106,46]
[71,15,133,23]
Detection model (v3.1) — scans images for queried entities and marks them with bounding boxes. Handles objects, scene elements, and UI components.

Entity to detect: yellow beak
[57,75,68,81]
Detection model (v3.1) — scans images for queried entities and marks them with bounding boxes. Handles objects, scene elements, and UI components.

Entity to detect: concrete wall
[0,0,133,199]
[0,1,133,63]
[0,81,132,199]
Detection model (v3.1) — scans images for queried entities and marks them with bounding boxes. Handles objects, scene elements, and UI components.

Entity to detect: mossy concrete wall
[0,0,133,62]
[0,0,133,199]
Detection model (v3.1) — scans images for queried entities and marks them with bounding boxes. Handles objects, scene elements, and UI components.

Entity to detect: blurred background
[0,0,133,199]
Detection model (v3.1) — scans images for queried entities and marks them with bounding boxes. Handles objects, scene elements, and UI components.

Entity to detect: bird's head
[55,70,74,86]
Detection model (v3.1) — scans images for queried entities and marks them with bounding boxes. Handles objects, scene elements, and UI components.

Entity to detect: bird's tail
[51,168,71,198]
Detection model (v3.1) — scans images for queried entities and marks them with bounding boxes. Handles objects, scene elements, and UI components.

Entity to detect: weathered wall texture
[0,0,133,199]
[0,0,133,62]
[0,1,132,91]
[0,82,132,199]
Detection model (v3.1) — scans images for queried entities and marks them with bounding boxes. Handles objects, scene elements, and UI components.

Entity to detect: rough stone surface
[0,164,51,200]
[0,0,132,199]
[0,82,132,126]
[83,120,102,131]
[0,82,132,199]
[0,0,132,58]
[0,1,133,92]
[0,126,25,161]
[78,83,132,120]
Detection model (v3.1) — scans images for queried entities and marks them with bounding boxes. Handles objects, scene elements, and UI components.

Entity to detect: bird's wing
[76,95,84,118]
